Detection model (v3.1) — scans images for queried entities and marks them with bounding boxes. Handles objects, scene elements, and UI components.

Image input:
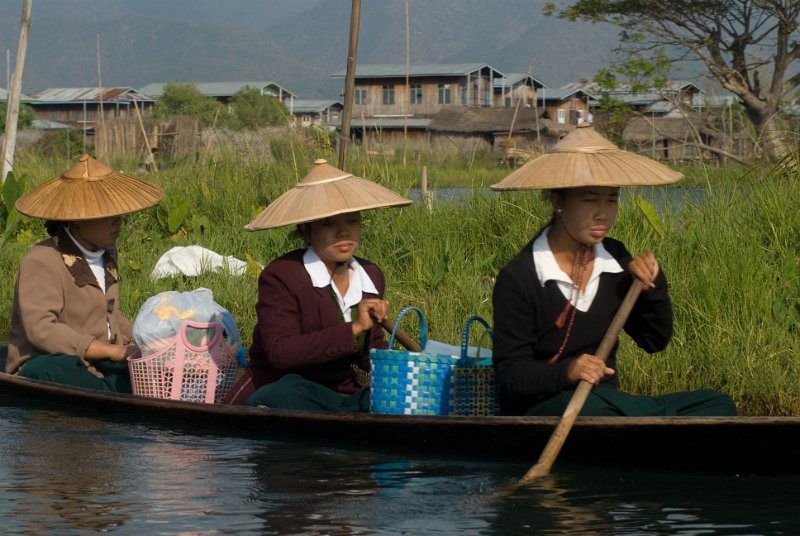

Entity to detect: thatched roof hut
[622,115,719,163]
[426,107,571,160]
[428,107,559,135]
[622,115,716,143]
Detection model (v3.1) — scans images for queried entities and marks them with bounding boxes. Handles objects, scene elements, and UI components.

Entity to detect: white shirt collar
[303,248,379,320]
[65,226,107,293]
[532,226,623,311]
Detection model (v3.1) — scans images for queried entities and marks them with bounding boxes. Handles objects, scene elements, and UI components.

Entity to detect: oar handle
[380,319,422,352]
[520,279,645,484]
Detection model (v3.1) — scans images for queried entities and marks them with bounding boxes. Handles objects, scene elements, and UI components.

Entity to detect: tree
[229,86,289,129]
[151,82,225,127]
[547,0,800,161]
[0,102,35,131]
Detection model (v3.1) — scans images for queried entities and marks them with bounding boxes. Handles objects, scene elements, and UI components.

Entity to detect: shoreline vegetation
[1,143,798,415]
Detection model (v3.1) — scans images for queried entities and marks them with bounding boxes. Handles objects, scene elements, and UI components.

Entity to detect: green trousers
[526,387,737,417]
[246,373,370,412]
[20,354,132,393]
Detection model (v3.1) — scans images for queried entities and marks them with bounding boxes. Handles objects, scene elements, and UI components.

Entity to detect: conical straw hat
[491,123,683,190]
[245,159,412,230]
[16,154,164,220]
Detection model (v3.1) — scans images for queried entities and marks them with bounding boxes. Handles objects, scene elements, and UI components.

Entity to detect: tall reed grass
[2,147,798,414]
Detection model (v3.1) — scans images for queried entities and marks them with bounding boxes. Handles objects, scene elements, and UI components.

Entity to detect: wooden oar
[379,319,422,352]
[515,279,645,486]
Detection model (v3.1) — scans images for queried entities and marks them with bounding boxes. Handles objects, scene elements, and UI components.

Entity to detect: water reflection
[489,464,800,534]
[2,409,131,533]
[2,404,800,535]
[246,444,504,534]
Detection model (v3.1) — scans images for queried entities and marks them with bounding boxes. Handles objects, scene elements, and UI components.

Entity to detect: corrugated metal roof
[609,91,664,105]
[538,88,597,101]
[330,117,431,129]
[137,81,296,99]
[32,87,153,103]
[291,99,342,113]
[644,101,677,114]
[494,73,548,89]
[0,87,34,101]
[331,63,505,79]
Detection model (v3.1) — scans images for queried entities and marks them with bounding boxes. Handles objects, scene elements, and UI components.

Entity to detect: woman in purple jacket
[227,159,411,411]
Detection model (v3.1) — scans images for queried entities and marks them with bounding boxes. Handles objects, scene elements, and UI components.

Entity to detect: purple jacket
[246,249,388,393]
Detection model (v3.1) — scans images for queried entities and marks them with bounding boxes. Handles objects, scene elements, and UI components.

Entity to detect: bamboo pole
[403,0,410,166]
[337,0,361,171]
[2,0,32,184]
[96,34,106,159]
[132,98,157,172]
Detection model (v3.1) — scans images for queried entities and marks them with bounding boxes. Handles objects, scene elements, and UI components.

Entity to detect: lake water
[1,400,799,535]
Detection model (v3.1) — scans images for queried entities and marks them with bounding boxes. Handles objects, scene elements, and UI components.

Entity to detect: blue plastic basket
[370,307,459,415]
[451,315,499,416]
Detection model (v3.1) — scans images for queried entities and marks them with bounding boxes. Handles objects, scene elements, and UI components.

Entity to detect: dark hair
[290,223,310,245]
[44,220,63,236]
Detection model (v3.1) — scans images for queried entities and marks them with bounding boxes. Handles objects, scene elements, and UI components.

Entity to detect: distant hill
[0,0,625,98]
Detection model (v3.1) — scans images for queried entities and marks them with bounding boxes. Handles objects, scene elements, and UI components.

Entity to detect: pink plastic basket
[128,320,238,404]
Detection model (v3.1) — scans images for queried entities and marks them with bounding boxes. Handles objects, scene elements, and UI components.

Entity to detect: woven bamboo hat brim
[245,159,412,230]
[15,154,163,220]
[491,124,683,190]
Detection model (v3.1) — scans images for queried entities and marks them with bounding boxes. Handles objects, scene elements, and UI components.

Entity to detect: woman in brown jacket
[6,155,162,391]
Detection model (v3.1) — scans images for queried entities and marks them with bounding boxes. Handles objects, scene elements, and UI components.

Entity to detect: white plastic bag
[132,288,241,357]
[150,245,248,281]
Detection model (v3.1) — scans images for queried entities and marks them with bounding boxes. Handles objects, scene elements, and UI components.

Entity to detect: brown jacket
[6,229,132,374]
[246,249,388,394]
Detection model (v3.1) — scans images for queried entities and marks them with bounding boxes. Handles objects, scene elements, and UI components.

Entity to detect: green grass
[2,146,799,414]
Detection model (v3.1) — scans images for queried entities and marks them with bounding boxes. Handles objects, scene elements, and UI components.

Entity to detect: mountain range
[0,0,631,99]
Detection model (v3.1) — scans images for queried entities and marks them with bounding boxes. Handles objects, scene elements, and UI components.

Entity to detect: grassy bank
[2,149,798,415]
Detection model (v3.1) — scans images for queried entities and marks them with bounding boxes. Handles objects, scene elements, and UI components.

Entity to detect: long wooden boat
[2,370,799,475]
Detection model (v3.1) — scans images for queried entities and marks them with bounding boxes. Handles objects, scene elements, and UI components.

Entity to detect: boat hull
[1,371,798,474]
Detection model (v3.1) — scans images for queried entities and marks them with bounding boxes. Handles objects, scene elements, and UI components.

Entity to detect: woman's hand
[352,298,389,336]
[85,340,139,362]
[566,353,614,385]
[629,251,660,290]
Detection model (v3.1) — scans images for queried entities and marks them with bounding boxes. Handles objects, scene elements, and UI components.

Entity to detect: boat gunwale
[1,371,797,429]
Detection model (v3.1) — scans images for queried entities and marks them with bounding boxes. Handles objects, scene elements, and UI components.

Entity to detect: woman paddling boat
[490,124,737,417]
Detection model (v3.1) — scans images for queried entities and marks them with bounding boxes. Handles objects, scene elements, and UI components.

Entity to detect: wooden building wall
[351,76,495,117]
[33,102,154,129]
[494,85,538,108]
[542,98,589,126]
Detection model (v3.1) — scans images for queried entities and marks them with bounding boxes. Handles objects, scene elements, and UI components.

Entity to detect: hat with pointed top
[491,123,683,190]
[15,154,163,220]
[245,159,412,230]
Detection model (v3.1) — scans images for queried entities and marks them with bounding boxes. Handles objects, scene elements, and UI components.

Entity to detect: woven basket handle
[169,320,223,403]
[460,315,493,364]
[389,306,427,350]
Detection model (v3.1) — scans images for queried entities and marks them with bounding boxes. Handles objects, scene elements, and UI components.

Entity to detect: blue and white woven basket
[370,307,458,415]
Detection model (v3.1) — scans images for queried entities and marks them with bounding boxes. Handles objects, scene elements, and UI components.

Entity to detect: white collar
[532,226,623,312]
[65,227,105,262]
[303,248,378,318]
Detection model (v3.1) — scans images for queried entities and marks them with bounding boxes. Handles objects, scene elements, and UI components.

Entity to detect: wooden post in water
[420,165,434,211]
[337,0,361,171]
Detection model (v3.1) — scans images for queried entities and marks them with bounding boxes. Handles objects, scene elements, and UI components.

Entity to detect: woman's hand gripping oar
[512,279,645,488]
